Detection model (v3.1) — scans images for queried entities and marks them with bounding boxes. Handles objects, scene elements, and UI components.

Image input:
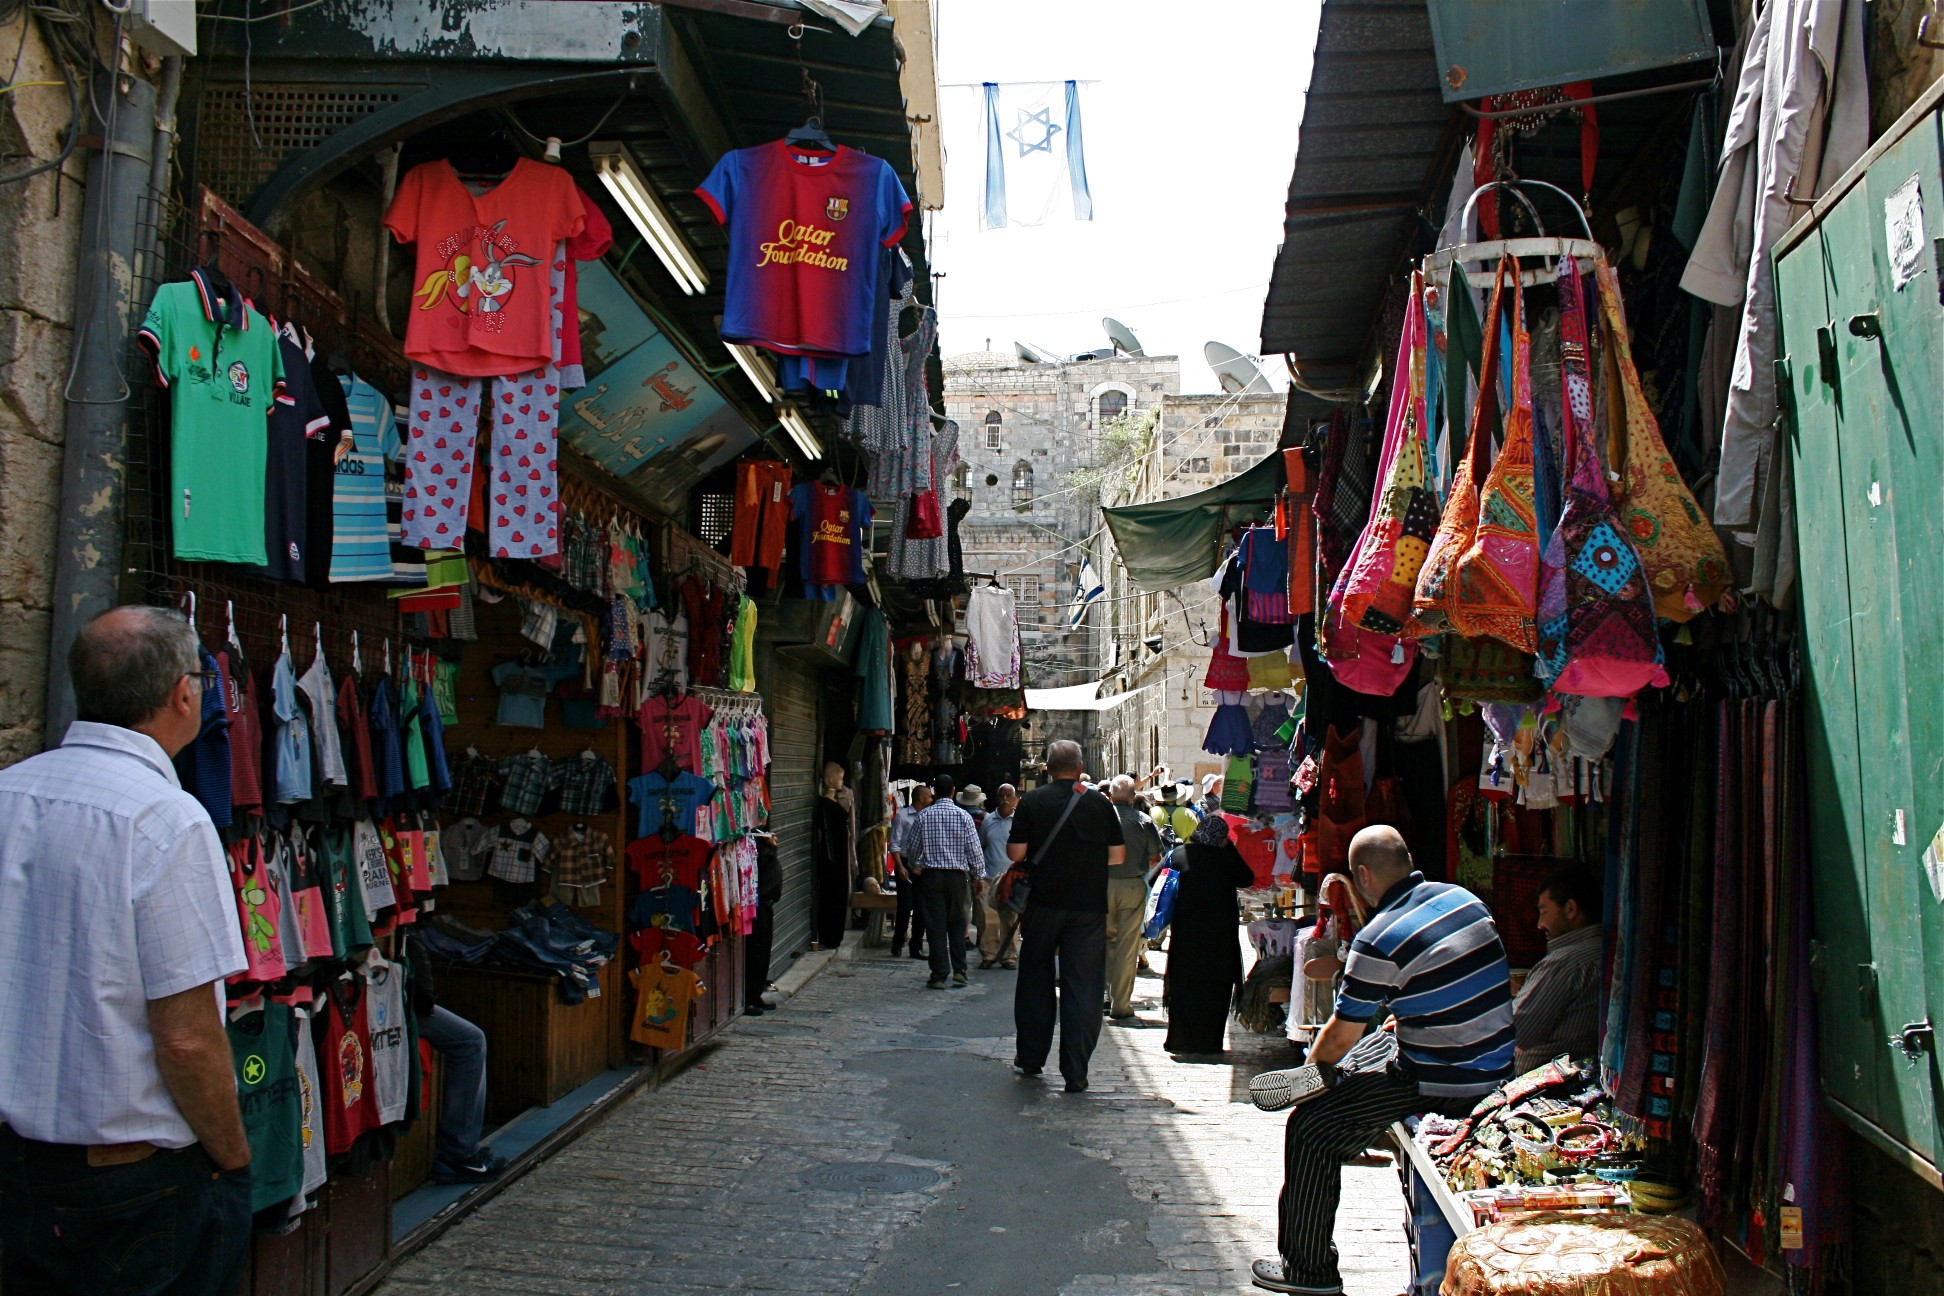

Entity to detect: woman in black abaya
[1162,813,1256,1059]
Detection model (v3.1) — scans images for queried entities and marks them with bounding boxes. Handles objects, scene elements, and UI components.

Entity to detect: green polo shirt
[139,276,286,563]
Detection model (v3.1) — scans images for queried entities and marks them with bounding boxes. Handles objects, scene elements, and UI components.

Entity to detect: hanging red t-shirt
[629,926,705,970]
[561,184,614,375]
[382,158,585,377]
[627,833,713,892]
[638,694,713,773]
[322,978,382,1155]
[788,483,872,588]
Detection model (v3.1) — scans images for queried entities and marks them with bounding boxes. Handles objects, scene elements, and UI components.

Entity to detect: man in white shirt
[0,605,252,1295]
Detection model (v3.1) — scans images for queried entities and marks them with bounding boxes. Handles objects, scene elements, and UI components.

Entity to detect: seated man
[407,932,507,1184]
[1512,869,1603,1073]
[1248,826,1513,1295]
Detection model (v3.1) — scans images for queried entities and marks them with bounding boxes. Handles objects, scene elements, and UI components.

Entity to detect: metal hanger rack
[1422,179,1603,289]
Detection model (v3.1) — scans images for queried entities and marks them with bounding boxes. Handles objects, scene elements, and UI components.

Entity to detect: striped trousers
[1275,1032,1425,1287]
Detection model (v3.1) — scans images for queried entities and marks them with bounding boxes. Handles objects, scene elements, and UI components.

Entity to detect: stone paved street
[378,950,1410,1296]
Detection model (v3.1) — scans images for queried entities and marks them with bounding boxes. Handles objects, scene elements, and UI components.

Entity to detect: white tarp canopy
[1024,680,1143,712]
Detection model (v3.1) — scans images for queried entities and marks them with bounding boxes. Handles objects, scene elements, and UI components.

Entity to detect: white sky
[927,0,1323,393]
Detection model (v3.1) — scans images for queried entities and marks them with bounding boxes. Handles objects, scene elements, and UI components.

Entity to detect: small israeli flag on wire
[982,80,1093,230]
[1068,558,1106,628]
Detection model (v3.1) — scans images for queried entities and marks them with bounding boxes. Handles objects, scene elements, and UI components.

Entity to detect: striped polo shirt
[1335,872,1514,1099]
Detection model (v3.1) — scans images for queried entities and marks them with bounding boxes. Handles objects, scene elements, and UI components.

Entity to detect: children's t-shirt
[137,272,289,563]
[628,964,705,1051]
[491,661,551,729]
[362,952,410,1124]
[351,817,397,920]
[625,832,713,892]
[638,694,713,773]
[641,610,690,692]
[228,1003,304,1211]
[788,483,871,588]
[271,651,313,806]
[331,375,400,583]
[314,823,374,956]
[228,836,287,983]
[322,977,382,1155]
[382,158,586,376]
[485,818,552,884]
[695,141,912,357]
[628,772,715,838]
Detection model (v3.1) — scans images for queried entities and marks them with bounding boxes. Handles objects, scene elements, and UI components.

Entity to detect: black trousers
[917,868,970,980]
[0,1128,252,1296]
[745,893,775,1005]
[1012,904,1107,1085]
[892,872,924,955]
[1275,1031,1465,1288]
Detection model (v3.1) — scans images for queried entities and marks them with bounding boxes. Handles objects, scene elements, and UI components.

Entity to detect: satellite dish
[1205,341,1274,395]
[1015,340,1056,364]
[1102,316,1145,356]
[1070,347,1114,362]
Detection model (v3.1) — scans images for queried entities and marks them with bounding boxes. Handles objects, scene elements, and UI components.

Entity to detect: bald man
[1247,826,1512,1295]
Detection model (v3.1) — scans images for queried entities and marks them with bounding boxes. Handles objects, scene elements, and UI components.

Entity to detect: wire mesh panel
[194,84,403,210]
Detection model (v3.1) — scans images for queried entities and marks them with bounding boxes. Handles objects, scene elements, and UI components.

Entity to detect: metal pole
[43,66,158,746]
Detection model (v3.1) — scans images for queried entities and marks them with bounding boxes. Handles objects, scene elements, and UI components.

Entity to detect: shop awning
[1024,680,1144,713]
[1101,449,1284,591]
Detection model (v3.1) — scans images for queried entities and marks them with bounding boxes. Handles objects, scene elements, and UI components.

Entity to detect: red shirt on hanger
[383,158,585,377]
[626,833,713,893]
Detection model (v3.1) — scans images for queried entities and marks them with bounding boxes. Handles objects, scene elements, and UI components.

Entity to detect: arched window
[952,462,970,498]
[1097,389,1128,421]
[1012,461,1034,507]
[984,409,1003,451]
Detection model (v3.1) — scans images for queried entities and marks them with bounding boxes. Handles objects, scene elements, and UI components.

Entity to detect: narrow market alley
[376,953,1407,1296]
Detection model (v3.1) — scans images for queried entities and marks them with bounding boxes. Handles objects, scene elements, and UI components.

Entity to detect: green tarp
[1101,449,1285,591]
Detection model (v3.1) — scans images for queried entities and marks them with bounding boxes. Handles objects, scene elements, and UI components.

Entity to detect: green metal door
[1862,114,1944,1180]
[1782,117,1944,1179]
[1778,221,1880,1127]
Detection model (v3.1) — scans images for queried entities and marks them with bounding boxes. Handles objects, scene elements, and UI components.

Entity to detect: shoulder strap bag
[1005,783,1086,914]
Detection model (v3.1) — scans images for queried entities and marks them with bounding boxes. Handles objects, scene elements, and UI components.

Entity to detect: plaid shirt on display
[551,752,616,817]
[447,753,501,816]
[551,827,614,889]
[497,752,558,816]
[485,820,551,884]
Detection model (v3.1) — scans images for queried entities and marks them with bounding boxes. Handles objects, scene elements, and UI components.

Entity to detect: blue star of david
[1006,106,1061,158]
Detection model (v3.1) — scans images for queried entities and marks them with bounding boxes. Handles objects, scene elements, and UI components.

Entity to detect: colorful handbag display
[1593,260,1731,621]
[1319,603,1416,698]
[1412,259,1512,638]
[1450,255,1541,651]
[1538,257,1669,699]
[1335,272,1440,636]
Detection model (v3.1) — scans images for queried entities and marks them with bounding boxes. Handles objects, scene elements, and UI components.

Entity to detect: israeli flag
[1068,558,1106,628]
[982,80,1093,230]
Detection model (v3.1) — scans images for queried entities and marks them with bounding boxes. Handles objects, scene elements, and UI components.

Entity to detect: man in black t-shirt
[1006,740,1124,1092]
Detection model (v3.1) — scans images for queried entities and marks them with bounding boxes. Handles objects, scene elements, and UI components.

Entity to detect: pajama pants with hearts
[402,366,562,558]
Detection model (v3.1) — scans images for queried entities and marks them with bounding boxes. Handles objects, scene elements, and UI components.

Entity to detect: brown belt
[86,1141,160,1167]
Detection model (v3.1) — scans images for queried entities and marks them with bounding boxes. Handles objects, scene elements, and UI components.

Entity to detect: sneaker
[1249,1064,1328,1113]
[952,971,969,986]
[1012,1060,1042,1077]
[926,979,948,990]
[432,1151,509,1184]
[1249,1258,1340,1294]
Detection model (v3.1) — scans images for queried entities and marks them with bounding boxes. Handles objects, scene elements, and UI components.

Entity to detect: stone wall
[0,15,88,768]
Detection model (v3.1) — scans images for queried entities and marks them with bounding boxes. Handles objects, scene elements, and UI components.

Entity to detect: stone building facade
[940,349,1179,693]
[0,16,94,768]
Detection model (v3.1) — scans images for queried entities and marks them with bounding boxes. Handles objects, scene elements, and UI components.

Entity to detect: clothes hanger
[313,621,324,668]
[279,613,290,658]
[181,590,198,641]
[351,630,362,678]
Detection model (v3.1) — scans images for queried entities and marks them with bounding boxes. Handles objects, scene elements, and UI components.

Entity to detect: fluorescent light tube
[589,141,708,296]
[778,405,823,460]
[726,342,779,402]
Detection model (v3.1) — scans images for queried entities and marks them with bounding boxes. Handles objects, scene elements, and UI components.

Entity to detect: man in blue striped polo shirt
[1250,826,1512,1295]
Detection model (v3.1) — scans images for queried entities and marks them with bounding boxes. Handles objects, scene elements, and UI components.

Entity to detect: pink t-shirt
[562,184,614,373]
[639,694,714,774]
[383,158,585,376]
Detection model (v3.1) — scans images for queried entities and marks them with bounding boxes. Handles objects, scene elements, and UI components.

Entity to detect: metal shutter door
[759,652,820,972]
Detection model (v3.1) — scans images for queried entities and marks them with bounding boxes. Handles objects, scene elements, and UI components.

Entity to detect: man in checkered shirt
[0,607,253,1294]
[909,775,986,989]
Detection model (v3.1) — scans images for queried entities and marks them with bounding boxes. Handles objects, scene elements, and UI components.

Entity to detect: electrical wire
[501,86,631,150]
[199,0,329,20]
